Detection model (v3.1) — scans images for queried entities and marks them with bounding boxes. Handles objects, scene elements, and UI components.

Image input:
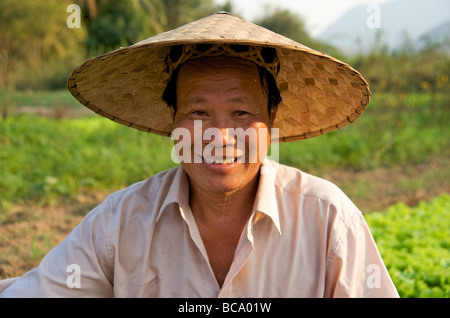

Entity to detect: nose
[205,128,236,160]
[203,115,235,145]
[207,127,236,147]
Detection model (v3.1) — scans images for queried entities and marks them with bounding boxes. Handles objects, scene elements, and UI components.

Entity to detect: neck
[189,174,260,228]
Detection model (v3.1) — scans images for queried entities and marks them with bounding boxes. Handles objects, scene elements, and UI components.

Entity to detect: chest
[198,225,244,288]
[114,208,329,297]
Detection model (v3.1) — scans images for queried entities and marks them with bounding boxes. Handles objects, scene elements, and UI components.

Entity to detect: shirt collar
[252,159,282,235]
[156,165,190,222]
[155,160,281,235]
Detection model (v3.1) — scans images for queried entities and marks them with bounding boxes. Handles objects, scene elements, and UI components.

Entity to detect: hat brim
[67,12,370,142]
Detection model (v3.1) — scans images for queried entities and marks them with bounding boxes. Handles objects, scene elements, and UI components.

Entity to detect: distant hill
[421,20,450,42]
[317,0,450,54]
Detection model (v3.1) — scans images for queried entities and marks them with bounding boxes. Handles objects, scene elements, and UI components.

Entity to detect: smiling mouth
[202,156,241,164]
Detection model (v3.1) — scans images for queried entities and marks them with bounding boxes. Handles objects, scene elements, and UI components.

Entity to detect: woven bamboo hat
[68,12,370,142]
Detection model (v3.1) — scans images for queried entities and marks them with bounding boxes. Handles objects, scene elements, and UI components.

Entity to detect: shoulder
[106,166,179,206]
[273,162,361,221]
[89,166,183,229]
[274,163,352,204]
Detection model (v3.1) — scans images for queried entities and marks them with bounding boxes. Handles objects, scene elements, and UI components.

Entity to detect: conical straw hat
[67,12,370,142]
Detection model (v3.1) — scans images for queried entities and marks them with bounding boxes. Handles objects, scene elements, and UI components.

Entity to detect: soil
[320,156,449,213]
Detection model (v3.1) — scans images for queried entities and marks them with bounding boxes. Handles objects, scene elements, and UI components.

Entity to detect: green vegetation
[0,0,86,89]
[0,0,228,90]
[0,89,80,111]
[279,92,449,171]
[366,194,450,298]
[2,0,448,93]
[0,1,448,296]
[0,91,448,212]
[348,36,450,95]
[0,114,175,211]
[254,7,337,55]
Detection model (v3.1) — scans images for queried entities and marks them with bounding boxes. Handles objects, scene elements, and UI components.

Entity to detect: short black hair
[161,55,282,115]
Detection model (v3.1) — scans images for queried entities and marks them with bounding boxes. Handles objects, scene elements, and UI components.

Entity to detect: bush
[365,194,450,297]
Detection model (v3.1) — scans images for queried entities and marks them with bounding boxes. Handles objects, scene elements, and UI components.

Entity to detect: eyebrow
[229,96,253,104]
[184,97,206,105]
[181,97,210,111]
[183,95,257,107]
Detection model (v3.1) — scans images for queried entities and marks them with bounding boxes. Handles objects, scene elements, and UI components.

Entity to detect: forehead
[179,55,259,72]
[176,56,265,103]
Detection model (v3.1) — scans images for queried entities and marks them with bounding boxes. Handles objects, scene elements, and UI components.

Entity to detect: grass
[0,91,448,211]
[0,90,449,296]
[0,115,176,211]
[279,92,450,171]
[0,89,80,110]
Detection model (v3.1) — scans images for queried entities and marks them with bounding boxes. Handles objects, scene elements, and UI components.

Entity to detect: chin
[201,178,244,194]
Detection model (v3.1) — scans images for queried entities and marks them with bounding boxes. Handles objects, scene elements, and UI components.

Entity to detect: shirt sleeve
[326,212,399,298]
[0,198,114,298]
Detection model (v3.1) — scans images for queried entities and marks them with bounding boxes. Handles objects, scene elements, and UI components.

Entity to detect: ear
[270,107,277,126]
[170,107,175,122]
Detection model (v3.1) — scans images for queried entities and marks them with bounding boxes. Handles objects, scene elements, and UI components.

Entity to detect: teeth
[203,157,235,164]
[221,158,235,164]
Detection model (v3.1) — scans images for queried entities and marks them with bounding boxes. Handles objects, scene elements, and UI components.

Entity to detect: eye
[190,110,207,117]
[235,110,249,117]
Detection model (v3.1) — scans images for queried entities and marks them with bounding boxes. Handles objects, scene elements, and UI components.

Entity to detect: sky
[214,0,393,36]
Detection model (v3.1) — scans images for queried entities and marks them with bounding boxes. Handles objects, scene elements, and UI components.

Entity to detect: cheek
[172,117,201,147]
[238,122,270,163]
[171,120,197,164]
[256,126,271,160]
[253,121,270,139]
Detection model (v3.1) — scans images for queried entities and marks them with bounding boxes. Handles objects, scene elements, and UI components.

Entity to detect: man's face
[172,56,275,195]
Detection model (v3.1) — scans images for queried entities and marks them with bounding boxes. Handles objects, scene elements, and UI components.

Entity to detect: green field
[281,92,450,171]
[1,91,448,210]
[366,194,450,298]
[0,114,176,210]
[1,0,448,296]
[0,90,449,297]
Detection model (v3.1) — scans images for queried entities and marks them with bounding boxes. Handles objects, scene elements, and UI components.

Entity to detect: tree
[83,0,231,54]
[85,0,167,54]
[78,0,100,20]
[162,0,221,29]
[0,0,86,89]
[255,7,311,44]
[254,7,340,56]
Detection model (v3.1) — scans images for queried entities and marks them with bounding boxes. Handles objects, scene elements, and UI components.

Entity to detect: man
[0,12,398,297]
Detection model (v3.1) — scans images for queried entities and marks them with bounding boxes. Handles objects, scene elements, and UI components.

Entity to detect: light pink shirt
[0,160,398,297]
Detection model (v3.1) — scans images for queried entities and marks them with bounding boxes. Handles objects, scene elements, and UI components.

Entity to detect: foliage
[0,115,175,210]
[254,7,340,57]
[0,89,80,110]
[365,194,450,298]
[84,0,227,54]
[85,0,167,53]
[0,91,448,210]
[254,6,450,94]
[279,92,450,171]
[0,0,87,89]
[162,0,220,29]
[349,34,450,94]
[1,0,448,93]
[1,0,225,89]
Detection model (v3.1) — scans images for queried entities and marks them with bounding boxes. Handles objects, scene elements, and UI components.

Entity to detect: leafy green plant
[365,194,450,297]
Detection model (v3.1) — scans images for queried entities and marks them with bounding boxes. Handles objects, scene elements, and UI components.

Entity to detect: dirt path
[321,156,449,213]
